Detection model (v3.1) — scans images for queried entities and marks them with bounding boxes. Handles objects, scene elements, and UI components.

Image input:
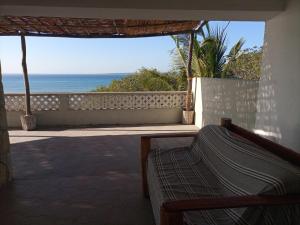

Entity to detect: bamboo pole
[21,35,32,116]
[185,32,194,111]
[0,60,11,186]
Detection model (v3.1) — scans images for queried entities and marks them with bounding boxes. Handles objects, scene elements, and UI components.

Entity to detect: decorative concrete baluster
[59,94,69,112]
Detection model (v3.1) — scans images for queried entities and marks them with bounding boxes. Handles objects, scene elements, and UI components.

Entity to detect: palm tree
[222,38,246,77]
[171,21,208,114]
[171,24,244,124]
[171,23,245,78]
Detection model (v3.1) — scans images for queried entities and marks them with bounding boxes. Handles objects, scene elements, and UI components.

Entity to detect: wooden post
[221,118,232,129]
[20,35,36,130]
[185,32,195,111]
[160,207,183,225]
[141,136,151,197]
[0,59,11,186]
[21,35,31,116]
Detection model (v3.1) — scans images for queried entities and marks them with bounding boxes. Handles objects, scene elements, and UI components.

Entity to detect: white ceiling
[0,0,287,20]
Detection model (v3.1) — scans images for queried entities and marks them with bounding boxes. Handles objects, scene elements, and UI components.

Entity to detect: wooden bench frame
[140,118,300,225]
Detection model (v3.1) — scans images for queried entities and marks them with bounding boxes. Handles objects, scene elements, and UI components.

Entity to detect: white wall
[193,78,259,130]
[255,0,300,152]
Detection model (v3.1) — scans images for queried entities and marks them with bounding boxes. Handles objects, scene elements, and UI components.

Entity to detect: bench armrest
[160,195,300,225]
[162,195,300,212]
[141,132,198,139]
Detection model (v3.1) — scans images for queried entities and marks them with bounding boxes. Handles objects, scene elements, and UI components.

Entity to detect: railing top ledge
[4,91,187,96]
[195,77,259,83]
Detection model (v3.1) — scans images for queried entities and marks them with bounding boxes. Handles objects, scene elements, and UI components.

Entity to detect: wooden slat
[0,16,201,38]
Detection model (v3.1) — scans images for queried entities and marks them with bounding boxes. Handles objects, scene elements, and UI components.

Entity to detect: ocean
[2,74,128,93]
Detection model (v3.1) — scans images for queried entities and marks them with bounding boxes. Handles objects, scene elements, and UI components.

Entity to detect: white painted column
[0,61,12,187]
[255,0,300,152]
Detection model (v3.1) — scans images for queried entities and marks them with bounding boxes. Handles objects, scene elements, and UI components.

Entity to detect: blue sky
[0,21,265,74]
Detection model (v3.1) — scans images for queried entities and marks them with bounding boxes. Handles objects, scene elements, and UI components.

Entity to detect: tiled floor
[0,124,198,225]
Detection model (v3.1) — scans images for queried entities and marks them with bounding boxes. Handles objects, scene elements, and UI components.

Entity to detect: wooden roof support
[185,32,195,111]
[0,16,200,38]
[20,35,32,116]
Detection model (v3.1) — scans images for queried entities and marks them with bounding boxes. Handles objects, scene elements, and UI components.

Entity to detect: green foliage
[94,22,262,93]
[93,68,186,92]
[172,22,245,78]
[223,47,262,80]
[193,27,228,77]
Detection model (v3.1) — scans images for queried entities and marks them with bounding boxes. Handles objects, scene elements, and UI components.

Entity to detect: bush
[93,68,186,92]
[223,47,262,80]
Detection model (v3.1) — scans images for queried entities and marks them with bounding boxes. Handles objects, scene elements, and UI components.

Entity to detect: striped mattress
[147,125,300,225]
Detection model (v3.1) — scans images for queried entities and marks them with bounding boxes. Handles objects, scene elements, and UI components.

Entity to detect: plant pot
[182,110,194,125]
[20,114,36,131]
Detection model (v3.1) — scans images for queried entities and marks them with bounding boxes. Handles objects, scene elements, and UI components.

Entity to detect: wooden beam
[1,17,200,38]
[21,35,31,115]
[0,28,199,39]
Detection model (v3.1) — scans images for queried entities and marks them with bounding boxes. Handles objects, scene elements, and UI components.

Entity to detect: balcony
[0,124,197,225]
[4,91,186,127]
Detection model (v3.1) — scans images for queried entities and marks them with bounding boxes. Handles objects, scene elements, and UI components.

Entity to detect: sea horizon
[2,73,130,93]
[3,72,130,76]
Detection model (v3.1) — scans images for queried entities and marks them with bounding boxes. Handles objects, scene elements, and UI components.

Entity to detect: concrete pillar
[58,94,69,112]
[255,0,300,152]
[0,61,12,187]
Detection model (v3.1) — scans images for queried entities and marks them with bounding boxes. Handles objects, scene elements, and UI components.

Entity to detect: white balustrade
[5,92,187,112]
[5,94,60,111]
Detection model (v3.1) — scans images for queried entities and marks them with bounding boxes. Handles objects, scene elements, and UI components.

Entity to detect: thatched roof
[0,16,201,38]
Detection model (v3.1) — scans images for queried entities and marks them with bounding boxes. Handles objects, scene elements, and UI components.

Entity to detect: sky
[0,21,265,75]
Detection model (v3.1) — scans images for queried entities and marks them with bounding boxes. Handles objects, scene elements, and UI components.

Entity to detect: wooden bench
[141,118,300,225]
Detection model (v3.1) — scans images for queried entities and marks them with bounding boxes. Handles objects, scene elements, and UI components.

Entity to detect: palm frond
[228,38,245,61]
[171,35,189,70]
[171,21,242,79]
[196,20,210,39]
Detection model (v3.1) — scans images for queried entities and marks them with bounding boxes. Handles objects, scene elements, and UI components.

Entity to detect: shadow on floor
[0,134,156,225]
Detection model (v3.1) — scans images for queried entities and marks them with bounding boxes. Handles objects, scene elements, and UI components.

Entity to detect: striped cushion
[147,146,228,225]
[147,125,300,225]
[191,125,300,196]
